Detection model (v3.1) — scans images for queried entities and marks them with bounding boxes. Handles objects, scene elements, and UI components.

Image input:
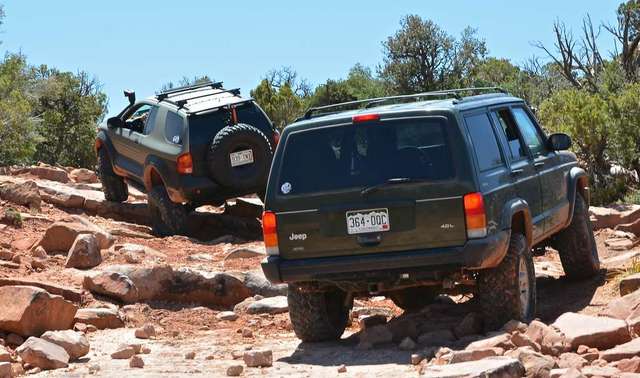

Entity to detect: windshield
[277,117,455,195]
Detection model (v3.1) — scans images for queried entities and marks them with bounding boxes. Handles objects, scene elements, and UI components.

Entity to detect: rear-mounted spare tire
[207,124,273,190]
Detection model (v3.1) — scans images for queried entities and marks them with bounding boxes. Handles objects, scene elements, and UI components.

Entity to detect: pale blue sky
[1,0,621,115]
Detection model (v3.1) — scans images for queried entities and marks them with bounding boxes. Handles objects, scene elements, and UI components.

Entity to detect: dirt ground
[1,187,638,377]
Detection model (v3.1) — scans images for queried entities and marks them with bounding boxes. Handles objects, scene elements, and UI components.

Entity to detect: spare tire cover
[207,124,273,190]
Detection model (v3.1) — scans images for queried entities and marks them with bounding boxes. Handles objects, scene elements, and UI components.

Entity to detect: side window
[511,107,546,157]
[465,113,504,171]
[142,106,159,135]
[165,111,185,144]
[493,109,528,161]
[124,104,152,133]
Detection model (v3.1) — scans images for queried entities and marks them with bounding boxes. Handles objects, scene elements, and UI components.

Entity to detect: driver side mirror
[548,133,571,151]
[107,116,125,129]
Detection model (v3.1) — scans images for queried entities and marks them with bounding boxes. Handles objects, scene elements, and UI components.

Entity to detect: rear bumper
[166,175,260,205]
[261,230,510,284]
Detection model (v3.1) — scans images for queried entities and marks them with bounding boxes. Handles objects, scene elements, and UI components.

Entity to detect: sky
[1,0,621,116]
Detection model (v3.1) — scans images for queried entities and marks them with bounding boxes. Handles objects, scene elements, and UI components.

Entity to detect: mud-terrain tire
[288,285,352,342]
[553,194,600,279]
[477,233,536,330]
[147,186,188,236]
[388,286,439,312]
[97,147,128,202]
[207,124,273,191]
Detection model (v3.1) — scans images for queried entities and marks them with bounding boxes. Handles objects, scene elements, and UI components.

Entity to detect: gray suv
[96,82,278,235]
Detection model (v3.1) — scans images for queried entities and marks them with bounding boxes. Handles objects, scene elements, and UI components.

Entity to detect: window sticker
[281,182,292,194]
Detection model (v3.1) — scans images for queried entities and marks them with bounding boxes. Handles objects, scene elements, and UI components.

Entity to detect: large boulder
[69,168,98,184]
[16,166,69,184]
[600,337,640,362]
[246,296,288,315]
[65,234,102,269]
[525,320,569,356]
[38,215,114,254]
[620,273,640,296]
[505,347,556,378]
[41,330,89,361]
[0,181,41,210]
[16,337,69,370]
[551,312,630,350]
[106,265,251,307]
[0,286,77,337]
[74,308,124,329]
[242,271,287,297]
[590,205,640,230]
[421,357,525,378]
[83,272,139,303]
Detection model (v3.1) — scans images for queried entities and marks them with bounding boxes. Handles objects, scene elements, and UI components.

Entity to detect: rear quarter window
[464,113,504,171]
[165,111,185,144]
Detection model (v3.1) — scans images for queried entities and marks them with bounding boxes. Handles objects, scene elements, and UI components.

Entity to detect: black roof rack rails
[156,81,224,101]
[164,88,242,109]
[302,86,508,120]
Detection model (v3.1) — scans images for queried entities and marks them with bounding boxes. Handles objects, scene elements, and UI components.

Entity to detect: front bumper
[261,230,510,284]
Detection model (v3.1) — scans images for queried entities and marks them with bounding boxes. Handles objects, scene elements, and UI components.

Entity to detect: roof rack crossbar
[163,88,242,110]
[303,86,507,119]
[156,81,224,100]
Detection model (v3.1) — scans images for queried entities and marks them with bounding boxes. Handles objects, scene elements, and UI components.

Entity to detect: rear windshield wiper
[361,177,427,196]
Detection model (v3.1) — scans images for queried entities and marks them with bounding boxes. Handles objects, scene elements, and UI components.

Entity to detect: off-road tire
[288,285,352,342]
[97,147,128,202]
[477,233,536,330]
[388,286,439,312]
[147,186,188,237]
[553,194,600,279]
[207,124,273,191]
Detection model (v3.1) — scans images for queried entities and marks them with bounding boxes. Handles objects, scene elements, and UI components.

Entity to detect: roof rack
[156,81,224,101]
[302,86,507,120]
[168,88,242,109]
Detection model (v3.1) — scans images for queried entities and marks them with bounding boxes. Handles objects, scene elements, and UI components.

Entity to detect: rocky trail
[2,164,640,377]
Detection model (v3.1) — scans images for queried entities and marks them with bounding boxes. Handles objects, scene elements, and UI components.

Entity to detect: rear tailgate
[270,115,472,259]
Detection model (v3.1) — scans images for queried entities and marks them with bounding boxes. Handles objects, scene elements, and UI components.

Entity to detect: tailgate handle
[357,233,382,247]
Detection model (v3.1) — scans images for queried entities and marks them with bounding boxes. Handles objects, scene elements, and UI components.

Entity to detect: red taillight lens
[352,114,380,123]
[262,211,279,255]
[94,139,103,153]
[273,130,281,147]
[177,153,193,175]
[463,192,487,238]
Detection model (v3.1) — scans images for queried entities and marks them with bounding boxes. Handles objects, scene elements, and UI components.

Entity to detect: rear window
[277,118,454,195]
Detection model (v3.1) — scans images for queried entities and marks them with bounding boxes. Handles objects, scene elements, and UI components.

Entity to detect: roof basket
[302,86,507,120]
[156,81,224,101]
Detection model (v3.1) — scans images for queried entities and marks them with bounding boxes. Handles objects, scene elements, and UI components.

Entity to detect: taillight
[94,139,102,153]
[352,114,380,123]
[464,192,487,239]
[262,211,279,255]
[273,130,281,147]
[176,153,193,175]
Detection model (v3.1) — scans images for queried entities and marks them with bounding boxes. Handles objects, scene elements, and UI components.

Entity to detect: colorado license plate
[346,208,390,235]
[230,149,254,167]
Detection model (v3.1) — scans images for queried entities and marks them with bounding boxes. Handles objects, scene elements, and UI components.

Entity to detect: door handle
[510,168,524,176]
[534,162,545,168]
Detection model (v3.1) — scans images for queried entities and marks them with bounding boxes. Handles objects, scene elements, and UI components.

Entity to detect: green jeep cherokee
[260,88,600,342]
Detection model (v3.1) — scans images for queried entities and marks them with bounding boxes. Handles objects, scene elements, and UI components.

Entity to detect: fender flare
[565,167,590,228]
[143,156,186,203]
[501,198,533,249]
[95,131,120,174]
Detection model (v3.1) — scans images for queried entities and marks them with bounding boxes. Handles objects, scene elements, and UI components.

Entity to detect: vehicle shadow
[279,339,413,367]
[535,268,607,322]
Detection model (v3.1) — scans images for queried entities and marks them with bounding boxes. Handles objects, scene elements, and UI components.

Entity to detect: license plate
[230,149,254,167]
[346,208,390,235]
